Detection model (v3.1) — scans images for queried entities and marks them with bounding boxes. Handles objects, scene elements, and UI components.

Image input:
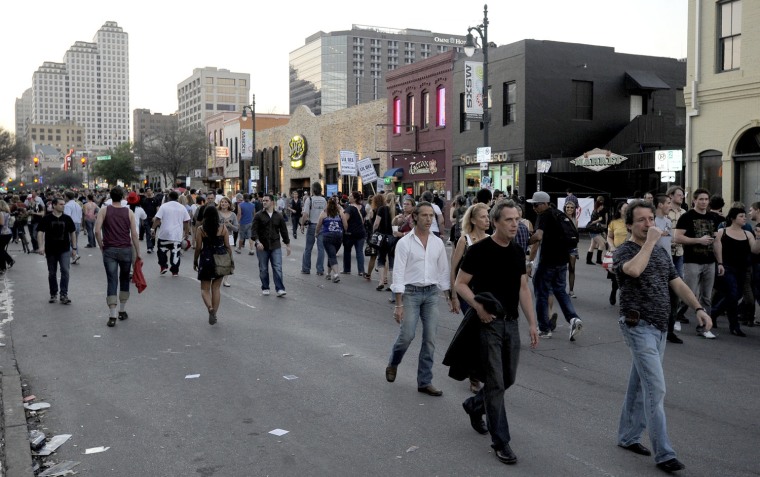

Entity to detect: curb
[0,277,34,477]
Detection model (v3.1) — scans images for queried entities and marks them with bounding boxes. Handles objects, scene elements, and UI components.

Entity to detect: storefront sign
[357,158,378,184]
[464,61,484,121]
[571,148,628,172]
[215,146,229,158]
[339,150,357,176]
[409,159,439,175]
[289,135,306,169]
[460,151,508,165]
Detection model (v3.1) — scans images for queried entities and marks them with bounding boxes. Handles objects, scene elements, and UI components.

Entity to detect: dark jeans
[291,215,300,238]
[533,263,579,332]
[753,264,760,308]
[0,234,11,269]
[157,239,181,274]
[144,218,155,250]
[29,222,39,251]
[464,318,521,449]
[712,265,746,330]
[322,232,343,268]
[46,250,71,297]
[85,219,97,247]
[342,235,366,274]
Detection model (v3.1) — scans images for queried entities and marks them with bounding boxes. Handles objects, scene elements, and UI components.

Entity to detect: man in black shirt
[527,191,583,340]
[141,188,160,254]
[455,200,538,466]
[37,198,77,304]
[613,200,708,473]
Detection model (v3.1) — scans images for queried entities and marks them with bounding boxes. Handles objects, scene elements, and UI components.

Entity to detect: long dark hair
[202,205,220,238]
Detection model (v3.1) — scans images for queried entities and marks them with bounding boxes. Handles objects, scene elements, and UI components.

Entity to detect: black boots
[596,250,603,264]
[586,251,595,265]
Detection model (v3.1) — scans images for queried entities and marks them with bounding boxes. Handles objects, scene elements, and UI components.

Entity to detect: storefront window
[699,150,722,196]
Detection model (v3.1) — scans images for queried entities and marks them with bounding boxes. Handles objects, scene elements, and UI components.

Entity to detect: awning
[625,70,670,91]
[383,167,404,179]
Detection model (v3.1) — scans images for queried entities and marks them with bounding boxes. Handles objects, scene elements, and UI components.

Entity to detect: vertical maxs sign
[464,61,484,121]
[241,129,253,160]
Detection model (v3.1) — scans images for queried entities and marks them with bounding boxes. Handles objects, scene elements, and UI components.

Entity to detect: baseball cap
[527,191,550,203]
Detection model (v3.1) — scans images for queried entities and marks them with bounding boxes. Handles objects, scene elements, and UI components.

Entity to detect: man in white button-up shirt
[385,202,454,396]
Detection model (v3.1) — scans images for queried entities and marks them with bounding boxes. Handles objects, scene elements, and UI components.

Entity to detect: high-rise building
[289,25,467,115]
[177,67,250,131]
[28,21,129,153]
[14,88,32,138]
[133,109,178,146]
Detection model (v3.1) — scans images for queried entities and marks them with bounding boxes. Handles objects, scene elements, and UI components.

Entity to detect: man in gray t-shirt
[612,200,709,474]
[300,182,327,275]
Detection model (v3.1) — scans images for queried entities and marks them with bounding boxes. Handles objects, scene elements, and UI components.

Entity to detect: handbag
[368,231,384,248]
[213,248,235,276]
[602,251,614,272]
[364,243,378,257]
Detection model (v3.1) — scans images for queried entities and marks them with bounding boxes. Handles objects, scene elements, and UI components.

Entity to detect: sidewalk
[0,272,35,477]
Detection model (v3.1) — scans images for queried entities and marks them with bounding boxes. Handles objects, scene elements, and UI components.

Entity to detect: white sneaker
[262,290,270,296]
[276,290,286,297]
[569,291,577,298]
[538,330,552,339]
[702,330,716,339]
[674,321,682,332]
[569,317,583,341]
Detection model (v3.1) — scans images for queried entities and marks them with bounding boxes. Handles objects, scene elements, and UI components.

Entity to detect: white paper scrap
[342,353,353,357]
[283,375,298,380]
[84,446,110,454]
[268,429,289,436]
[185,374,200,379]
[24,402,51,411]
[93,335,101,338]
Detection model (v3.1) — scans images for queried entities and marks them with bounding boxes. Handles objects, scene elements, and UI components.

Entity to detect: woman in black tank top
[712,207,760,337]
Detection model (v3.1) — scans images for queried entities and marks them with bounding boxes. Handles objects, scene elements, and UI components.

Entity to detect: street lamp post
[241,94,256,193]
[465,4,490,186]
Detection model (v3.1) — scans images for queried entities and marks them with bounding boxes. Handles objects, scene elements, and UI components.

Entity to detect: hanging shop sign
[289,135,306,169]
[571,148,628,172]
[409,159,439,175]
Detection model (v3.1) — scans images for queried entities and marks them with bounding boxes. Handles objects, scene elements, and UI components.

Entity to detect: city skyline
[0,0,688,134]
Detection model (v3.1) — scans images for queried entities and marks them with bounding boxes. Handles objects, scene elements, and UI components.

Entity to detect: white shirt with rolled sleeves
[155,201,191,242]
[391,230,451,294]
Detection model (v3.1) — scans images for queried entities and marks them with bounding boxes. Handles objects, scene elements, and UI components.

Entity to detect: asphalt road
[2,235,759,477]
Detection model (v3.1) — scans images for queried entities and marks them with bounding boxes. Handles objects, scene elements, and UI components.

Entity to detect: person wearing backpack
[527,191,584,341]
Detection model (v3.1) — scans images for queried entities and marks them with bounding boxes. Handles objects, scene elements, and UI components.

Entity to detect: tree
[139,127,206,187]
[91,142,140,186]
[42,170,84,189]
[0,127,30,176]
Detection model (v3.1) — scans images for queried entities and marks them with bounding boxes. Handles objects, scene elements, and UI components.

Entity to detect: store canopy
[624,70,670,91]
[383,167,404,179]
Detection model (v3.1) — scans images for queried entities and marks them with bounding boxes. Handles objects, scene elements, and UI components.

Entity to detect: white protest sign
[339,150,357,176]
[357,158,378,184]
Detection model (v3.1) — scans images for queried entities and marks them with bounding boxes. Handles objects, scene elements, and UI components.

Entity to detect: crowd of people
[3,182,758,473]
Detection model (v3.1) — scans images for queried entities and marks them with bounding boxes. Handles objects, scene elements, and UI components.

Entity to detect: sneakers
[234,249,241,254]
[160,267,168,275]
[550,313,558,331]
[59,295,71,305]
[538,330,552,339]
[118,311,128,321]
[147,249,153,254]
[276,290,287,297]
[569,317,583,341]
[674,321,682,332]
[262,289,270,296]
[696,326,717,339]
[49,295,57,303]
[107,317,117,327]
[569,291,577,298]
[71,255,80,264]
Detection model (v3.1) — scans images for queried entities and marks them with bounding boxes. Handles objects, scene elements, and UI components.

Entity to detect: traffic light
[33,177,39,183]
[81,157,87,166]
[33,157,39,170]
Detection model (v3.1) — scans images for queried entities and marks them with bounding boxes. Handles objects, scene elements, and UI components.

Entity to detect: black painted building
[452,40,686,203]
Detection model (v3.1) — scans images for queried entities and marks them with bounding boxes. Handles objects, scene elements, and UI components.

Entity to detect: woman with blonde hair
[218,197,239,287]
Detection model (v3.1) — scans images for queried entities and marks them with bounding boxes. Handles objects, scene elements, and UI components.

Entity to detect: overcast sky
[0,0,688,133]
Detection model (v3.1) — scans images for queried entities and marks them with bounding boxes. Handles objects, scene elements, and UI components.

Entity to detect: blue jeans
[672,255,684,279]
[533,263,579,332]
[85,219,96,247]
[388,285,440,387]
[464,318,521,449]
[102,247,132,306]
[301,223,325,274]
[711,265,746,329]
[46,250,71,297]
[291,215,300,238]
[342,235,366,274]
[322,232,343,268]
[618,318,676,464]
[258,248,284,291]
